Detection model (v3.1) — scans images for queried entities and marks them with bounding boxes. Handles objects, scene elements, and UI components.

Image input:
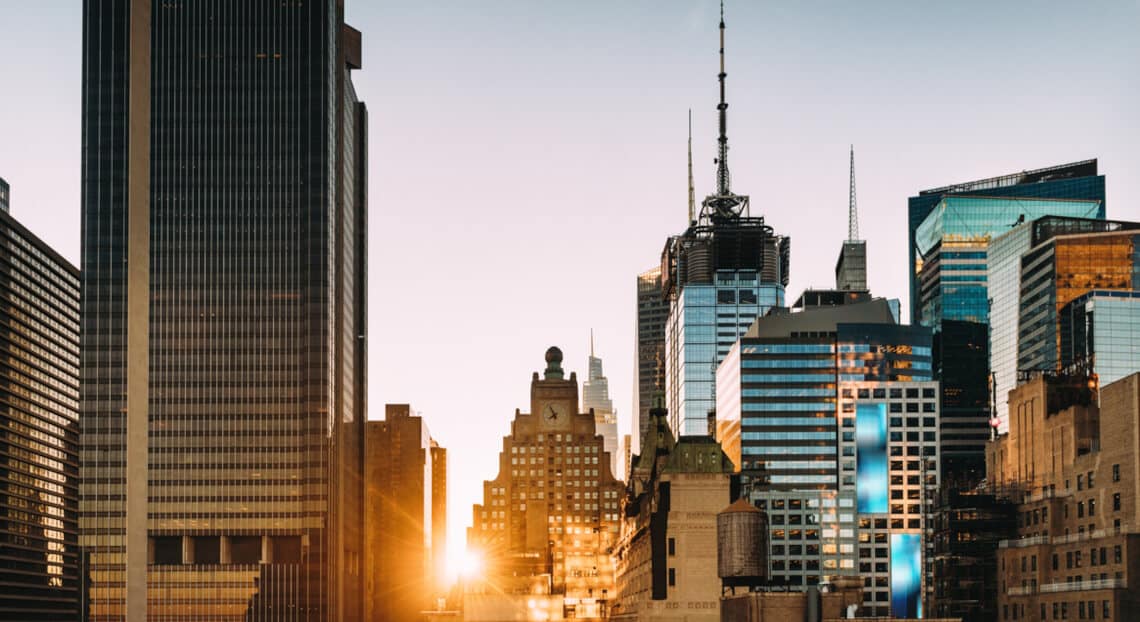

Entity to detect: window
[1114,545,1122,564]
[1113,493,1121,512]
[1089,499,1096,516]
[1087,471,1094,488]
[1103,600,1110,619]
[1112,464,1120,482]
[668,538,675,556]
[668,568,676,587]
[1078,475,1084,490]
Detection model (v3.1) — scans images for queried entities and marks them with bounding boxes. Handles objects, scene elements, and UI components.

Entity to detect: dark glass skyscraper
[80,2,367,620]
[0,180,81,620]
[906,160,1106,484]
[633,267,667,454]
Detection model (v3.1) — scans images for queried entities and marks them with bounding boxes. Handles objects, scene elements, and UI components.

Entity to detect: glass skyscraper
[633,267,668,455]
[582,338,619,477]
[1060,290,1140,388]
[988,217,1136,430]
[907,161,1106,484]
[80,2,367,620]
[0,181,81,620]
[1019,229,1140,374]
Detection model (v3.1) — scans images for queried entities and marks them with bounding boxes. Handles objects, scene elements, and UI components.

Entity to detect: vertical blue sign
[856,402,887,513]
[891,533,922,618]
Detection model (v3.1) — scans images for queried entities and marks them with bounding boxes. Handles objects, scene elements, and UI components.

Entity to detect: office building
[634,267,668,455]
[0,179,81,620]
[835,146,868,293]
[660,6,790,437]
[930,489,1017,622]
[365,405,446,622]
[908,161,1105,484]
[716,299,932,483]
[465,348,624,620]
[987,373,1140,621]
[988,217,1137,430]
[837,380,941,618]
[610,399,734,621]
[583,335,619,478]
[431,441,448,592]
[79,3,368,619]
[1019,228,1140,374]
[1060,290,1140,388]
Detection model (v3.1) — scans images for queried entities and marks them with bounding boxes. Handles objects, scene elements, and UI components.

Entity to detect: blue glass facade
[1060,290,1140,388]
[855,403,888,513]
[666,274,784,435]
[907,163,1106,484]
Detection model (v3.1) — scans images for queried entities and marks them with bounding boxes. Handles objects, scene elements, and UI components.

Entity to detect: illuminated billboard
[855,402,888,513]
[891,533,922,618]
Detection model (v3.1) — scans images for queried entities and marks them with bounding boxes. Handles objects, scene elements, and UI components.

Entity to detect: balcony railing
[1040,578,1127,593]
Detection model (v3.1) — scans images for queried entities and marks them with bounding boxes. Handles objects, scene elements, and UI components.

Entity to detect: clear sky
[1,1,1137,576]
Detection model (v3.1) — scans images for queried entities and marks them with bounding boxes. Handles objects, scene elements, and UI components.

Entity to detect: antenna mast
[687,110,696,224]
[848,145,859,241]
[700,0,749,222]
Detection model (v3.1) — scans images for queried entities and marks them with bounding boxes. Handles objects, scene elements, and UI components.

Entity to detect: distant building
[987,373,1140,622]
[611,399,735,621]
[431,441,449,594]
[836,146,868,293]
[634,267,668,455]
[583,335,620,478]
[466,348,624,620]
[0,178,81,620]
[908,160,1105,485]
[365,405,446,622]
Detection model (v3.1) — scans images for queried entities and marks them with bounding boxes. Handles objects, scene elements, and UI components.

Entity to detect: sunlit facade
[80,1,367,619]
[0,186,81,620]
[1020,230,1140,374]
[466,349,624,620]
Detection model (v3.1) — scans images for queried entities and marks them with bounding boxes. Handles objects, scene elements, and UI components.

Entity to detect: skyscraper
[988,216,1137,429]
[661,6,790,436]
[835,146,867,292]
[466,348,624,619]
[364,405,446,622]
[906,160,1105,483]
[0,179,81,620]
[80,2,367,619]
[633,267,668,454]
[582,332,619,478]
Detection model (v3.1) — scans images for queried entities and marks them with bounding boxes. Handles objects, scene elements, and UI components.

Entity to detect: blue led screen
[855,403,888,513]
[891,533,922,618]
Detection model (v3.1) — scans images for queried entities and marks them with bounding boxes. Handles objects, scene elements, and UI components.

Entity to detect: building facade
[364,405,445,622]
[634,267,668,456]
[466,348,624,620]
[838,380,941,618]
[987,373,1140,622]
[1019,229,1140,375]
[611,401,734,621]
[930,489,1017,622]
[909,170,1106,484]
[0,182,81,620]
[583,338,619,478]
[79,2,367,619]
[1060,290,1140,388]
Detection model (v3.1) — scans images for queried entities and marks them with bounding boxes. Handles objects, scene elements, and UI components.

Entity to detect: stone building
[987,372,1140,621]
[466,348,625,620]
[610,399,735,621]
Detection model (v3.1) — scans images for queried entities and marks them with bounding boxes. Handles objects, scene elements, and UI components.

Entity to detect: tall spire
[848,144,860,241]
[700,0,749,222]
[687,109,696,224]
[716,0,730,197]
[590,328,595,358]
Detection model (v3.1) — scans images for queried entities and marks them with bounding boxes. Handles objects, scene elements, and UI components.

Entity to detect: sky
[0,0,1137,575]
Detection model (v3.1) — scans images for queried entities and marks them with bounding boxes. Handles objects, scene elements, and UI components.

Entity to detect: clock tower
[467,347,625,619]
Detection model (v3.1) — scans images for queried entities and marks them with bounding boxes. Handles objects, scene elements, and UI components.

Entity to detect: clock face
[542,402,569,428]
